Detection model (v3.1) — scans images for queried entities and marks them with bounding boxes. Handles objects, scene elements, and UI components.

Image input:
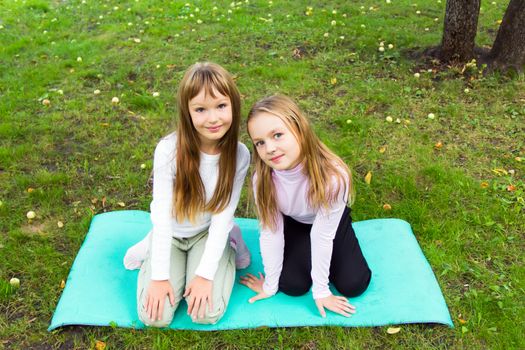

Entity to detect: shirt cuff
[312,288,332,300]
[262,281,278,296]
[194,264,216,281]
[151,269,169,281]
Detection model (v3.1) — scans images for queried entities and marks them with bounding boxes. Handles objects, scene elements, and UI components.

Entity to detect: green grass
[1,0,524,349]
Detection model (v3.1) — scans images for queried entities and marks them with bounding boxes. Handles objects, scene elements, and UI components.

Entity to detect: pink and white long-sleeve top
[150,132,250,281]
[255,163,349,299]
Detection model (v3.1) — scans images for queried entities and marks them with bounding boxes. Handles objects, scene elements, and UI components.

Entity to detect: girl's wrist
[313,291,333,300]
[194,274,211,282]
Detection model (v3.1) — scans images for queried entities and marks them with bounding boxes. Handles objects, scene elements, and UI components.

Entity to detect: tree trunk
[487,0,525,73]
[439,0,480,62]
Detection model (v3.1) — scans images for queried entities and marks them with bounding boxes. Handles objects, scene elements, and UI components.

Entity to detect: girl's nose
[208,111,219,124]
[266,141,277,154]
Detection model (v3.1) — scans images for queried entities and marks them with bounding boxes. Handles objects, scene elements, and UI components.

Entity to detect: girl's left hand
[183,276,213,319]
[239,272,272,303]
[314,295,356,318]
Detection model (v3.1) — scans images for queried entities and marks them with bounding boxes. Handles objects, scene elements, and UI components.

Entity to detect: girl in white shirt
[240,95,371,318]
[124,62,250,326]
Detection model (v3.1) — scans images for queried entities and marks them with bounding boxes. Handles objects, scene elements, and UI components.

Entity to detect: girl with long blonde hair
[124,62,251,327]
[240,95,371,318]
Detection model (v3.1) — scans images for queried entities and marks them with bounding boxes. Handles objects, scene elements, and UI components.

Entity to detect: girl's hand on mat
[184,276,213,319]
[146,280,175,321]
[315,295,356,318]
[239,272,271,303]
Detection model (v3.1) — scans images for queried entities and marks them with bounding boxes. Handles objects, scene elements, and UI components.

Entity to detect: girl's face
[189,87,233,153]
[248,112,301,171]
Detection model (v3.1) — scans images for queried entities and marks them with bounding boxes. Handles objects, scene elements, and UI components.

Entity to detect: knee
[191,301,226,325]
[138,309,174,328]
[334,270,371,298]
[138,297,175,328]
[140,316,172,328]
[279,279,311,296]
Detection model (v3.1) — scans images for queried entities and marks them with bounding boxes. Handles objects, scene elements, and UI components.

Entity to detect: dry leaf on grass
[387,327,401,334]
[365,171,372,185]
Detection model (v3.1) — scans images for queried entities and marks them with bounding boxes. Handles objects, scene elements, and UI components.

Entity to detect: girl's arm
[310,176,348,300]
[259,214,285,296]
[194,144,250,280]
[250,173,284,297]
[149,136,177,281]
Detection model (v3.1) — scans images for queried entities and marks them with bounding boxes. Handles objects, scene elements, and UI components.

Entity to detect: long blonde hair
[174,62,241,222]
[247,95,354,231]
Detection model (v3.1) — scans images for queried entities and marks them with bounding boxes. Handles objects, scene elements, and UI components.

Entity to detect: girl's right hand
[145,280,175,321]
[239,272,272,303]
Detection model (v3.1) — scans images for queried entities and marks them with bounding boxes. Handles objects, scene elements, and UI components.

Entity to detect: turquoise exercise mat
[49,210,453,331]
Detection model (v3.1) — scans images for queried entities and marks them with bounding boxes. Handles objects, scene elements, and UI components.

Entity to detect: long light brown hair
[247,95,354,231]
[174,62,241,222]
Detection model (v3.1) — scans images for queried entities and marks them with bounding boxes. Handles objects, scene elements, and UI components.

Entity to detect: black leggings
[278,207,371,297]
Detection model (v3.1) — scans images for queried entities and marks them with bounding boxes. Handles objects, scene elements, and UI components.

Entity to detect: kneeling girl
[241,95,371,317]
[125,62,250,326]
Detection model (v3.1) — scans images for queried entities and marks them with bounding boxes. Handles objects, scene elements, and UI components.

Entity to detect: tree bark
[487,0,525,72]
[439,0,480,62]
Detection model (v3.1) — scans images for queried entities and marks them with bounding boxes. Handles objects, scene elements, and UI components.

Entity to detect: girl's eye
[218,103,227,109]
[274,132,283,139]
[254,140,264,147]
[195,107,205,113]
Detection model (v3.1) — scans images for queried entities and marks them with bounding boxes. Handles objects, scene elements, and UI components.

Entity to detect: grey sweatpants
[137,229,235,327]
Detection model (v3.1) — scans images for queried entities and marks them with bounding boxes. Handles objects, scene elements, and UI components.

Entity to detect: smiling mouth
[207,125,222,132]
[270,154,284,162]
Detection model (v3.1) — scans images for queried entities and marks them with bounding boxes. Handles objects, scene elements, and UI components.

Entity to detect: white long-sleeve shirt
[255,164,348,299]
[149,132,250,281]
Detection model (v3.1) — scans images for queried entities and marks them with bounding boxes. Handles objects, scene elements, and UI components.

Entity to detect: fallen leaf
[102,197,107,207]
[506,185,516,192]
[492,168,508,176]
[91,198,98,204]
[95,340,106,350]
[434,141,443,150]
[60,280,66,289]
[292,48,303,59]
[117,202,126,207]
[387,327,401,334]
[458,318,467,324]
[383,203,392,210]
[57,221,64,228]
[480,182,489,189]
[379,146,387,153]
[364,171,372,185]
[27,188,35,193]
